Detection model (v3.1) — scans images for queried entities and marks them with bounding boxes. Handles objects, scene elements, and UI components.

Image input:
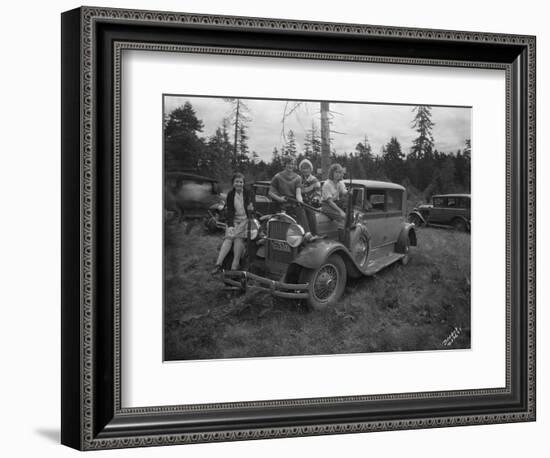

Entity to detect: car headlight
[286,223,304,248]
[248,219,260,240]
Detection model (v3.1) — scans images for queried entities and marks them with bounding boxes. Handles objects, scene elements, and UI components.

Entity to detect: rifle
[284,196,323,213]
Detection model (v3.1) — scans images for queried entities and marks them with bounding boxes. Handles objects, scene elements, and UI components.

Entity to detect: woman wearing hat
[268,155,313,240]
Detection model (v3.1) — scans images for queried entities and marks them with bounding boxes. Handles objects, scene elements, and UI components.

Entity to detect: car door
[385,189,404,242]
[357,189,387,248]
[427,196,446,223]
[441,196,461,224]
[460,196,471,221]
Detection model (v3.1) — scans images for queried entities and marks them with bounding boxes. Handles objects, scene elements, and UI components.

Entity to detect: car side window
[351,187,364,209]
[366,190,385,212]
[433,197,444,207]
[460,197,471,209]
[387,190,403,212]
[447,197,457,207]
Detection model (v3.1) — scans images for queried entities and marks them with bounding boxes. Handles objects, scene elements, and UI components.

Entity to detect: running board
[363,252,404,275]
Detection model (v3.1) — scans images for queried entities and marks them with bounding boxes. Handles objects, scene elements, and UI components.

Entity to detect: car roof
[166,172,218,183]
[346,179,405,191]
[432,194,471,198]
[255,179,405,191]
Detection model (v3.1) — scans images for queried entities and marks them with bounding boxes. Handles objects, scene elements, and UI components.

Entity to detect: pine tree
[224,98,251,168]
[410,106,435,160]
[382,137,406,182]
[237,124,250,167]
[164,101,205,171]
[355,134,373,159]
[283,129,298,158]
[304,122,321,158]
[164,101,204,138]
[268,146,282,176]
[464,139,471,158]
[455,139,471,191]
[206,121,233,181]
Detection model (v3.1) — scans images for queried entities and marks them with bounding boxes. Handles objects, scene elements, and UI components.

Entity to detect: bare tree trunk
[320,101,330,179]
[233,100,240,168]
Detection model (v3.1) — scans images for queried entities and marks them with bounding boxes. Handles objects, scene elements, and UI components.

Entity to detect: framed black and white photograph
[61,6,536,451]
[163,94,472,361]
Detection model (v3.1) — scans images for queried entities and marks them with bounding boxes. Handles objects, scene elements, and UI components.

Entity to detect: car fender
[396,223,417,253]
[452,215,471,231]
[292,239,362,278]
[408,210,426,225]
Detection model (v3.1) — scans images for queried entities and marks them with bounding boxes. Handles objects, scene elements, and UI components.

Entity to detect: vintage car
[165,172,223,223]
[408,193,471,231]
[223,180,417,310]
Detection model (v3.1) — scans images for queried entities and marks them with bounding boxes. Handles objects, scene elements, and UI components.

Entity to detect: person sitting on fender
[268,155,313,241]
[321,163,348,227]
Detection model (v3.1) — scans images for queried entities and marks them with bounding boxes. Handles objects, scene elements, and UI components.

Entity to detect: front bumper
[223,270,309,299]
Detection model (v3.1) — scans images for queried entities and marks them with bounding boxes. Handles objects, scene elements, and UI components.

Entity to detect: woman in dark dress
[211,173,254,274]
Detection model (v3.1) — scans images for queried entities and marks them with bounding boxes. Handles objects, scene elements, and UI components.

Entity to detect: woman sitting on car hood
[211,173,254,274]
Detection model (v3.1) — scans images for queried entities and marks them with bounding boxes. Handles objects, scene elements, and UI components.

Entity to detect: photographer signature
[442,326,462,347]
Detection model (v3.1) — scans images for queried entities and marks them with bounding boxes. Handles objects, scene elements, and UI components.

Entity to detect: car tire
[408,214,423,227]
[299,254,347,311]
[452,218,467,232]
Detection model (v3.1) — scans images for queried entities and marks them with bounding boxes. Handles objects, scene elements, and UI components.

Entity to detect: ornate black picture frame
[61,6,536,450]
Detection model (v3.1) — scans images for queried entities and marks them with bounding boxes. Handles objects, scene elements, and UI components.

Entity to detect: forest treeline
[164,101,471,199]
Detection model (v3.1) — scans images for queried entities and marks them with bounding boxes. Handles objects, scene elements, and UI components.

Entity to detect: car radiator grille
[267,220,294,264]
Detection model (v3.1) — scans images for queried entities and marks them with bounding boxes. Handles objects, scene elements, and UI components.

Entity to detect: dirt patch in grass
[164,224,470,361]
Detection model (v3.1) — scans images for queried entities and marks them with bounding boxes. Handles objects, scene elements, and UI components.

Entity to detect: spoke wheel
[312,265,339,301]
[300,255,347,311]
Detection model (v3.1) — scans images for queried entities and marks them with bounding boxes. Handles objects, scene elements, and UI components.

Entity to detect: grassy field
[164,222,471,361]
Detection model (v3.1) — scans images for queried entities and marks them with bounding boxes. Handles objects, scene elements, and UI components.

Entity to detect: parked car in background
[223,180,417,311]
[250,181,280,217]
[408,193,471,231]
[165,172,224,223]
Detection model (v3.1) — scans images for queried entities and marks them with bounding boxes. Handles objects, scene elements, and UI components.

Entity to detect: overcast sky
[164,95,471,162]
